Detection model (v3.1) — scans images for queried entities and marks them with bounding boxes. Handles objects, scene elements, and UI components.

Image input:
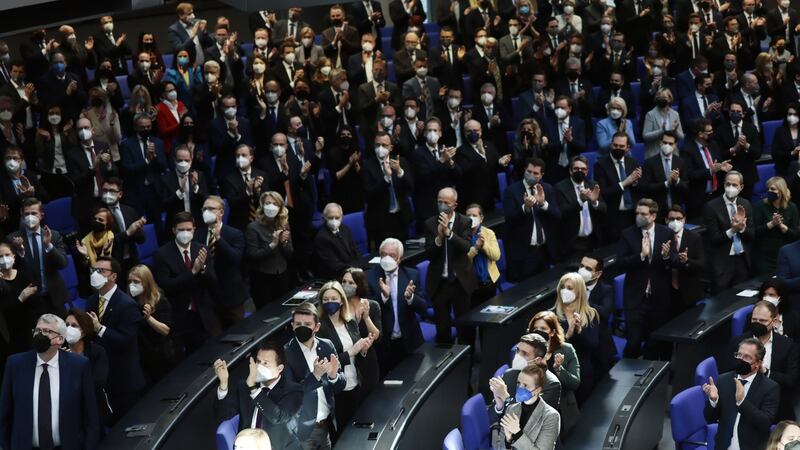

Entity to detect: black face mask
[749,322,769,337]
[571,171,586,183]
[91,220,106,233]
[295,90,309,100]
[611,148,626,160]
[32,332,52,353]
[339,135,352,146]
[655,98,669,108]
[181,124,194,136]
[734,358,752,375]
[566,70,580,80]
[294,325,313,342]
[97,68,113,79]
[138,130,150,140]
[90,97,104,108]
[332,19,343,27]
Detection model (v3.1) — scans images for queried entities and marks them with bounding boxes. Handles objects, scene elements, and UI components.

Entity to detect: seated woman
[65,308,112,431]
[595,96,636,155]
[341,267,382,396]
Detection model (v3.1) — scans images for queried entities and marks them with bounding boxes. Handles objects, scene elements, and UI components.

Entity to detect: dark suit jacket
[503,180,562,263]
[210,116,254,181]
[215,375,303,449]
[159,169,209,231]
[220,168,267,230]
[6,226,68,312]
[704,371,779,450]
[312,225,361,279]
[316,87,356,142]
[554,178,607,258]
[703,195,755,268]
[714,120,762,193]
[318,316,362,370]
[641,154,690,219]
[85,287,145,395]
[777,240,800,293]
[594,86,636,119]
[670,227,707,307]
[542,115,587,179]
[0,350,99,450]
[35,71,86,121]
[409,145,462,220]
[594,154,642,214]
[92,32,131,75]
[766,8,799,44]
[470,102,512,152]
[195,223,248,309]
[725,332,798,411]
[683,139,724,208]
[167,20,214,56]
[0,168,48,235]
[428,43,465,90]
[454,143,501,213]
[350,1,387,41]
[282,337,346,439]
[66,141,117,224]
[424,212,478,296]
[271,19,309,45]
[679,92,720,128]
[388,0,427,49]
[770,124,800,177]
[118,135,168,212]
[366,265,427,352]
[361,156,414,234]
[320,26,361,67]
[204,44,245,90]
[392,48,427,85]
[501,368,561,412]
[107,202,145,265]
[617,224,674,312]
[357,80,401,132]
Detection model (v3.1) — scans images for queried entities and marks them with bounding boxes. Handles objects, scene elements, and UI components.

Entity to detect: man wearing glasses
[86,256,144,424]
[0,313,99,449]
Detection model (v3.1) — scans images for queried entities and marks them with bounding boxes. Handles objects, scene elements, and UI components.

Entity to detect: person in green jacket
[753,176,800,274]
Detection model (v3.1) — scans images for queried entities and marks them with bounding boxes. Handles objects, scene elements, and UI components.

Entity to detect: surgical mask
[362,42,374,52]
[570,44,582,54]
[339,81,350,91]
[555,108,568,120]
[32,332,53,353]
[0,256,13,270]
[255,38,268,49]
[103,22,114,33]
[660,144,674,156]
[186,12,196,22]
[470,216,481,228]
[52,62,66,74]
[375,146,389,159]
[416,67,428,77]
[326,218,341,231]
[177,56,190,66]
[405,107,417,119]
[202,209,217,225]
[129,282,144,297]
[263,204,279,218]
[524,173,538,186]
[5,159,19,172]
[23,214,39,229]
[609,108,623,120]
[102,192,118,205]
[781,0,791,7]
[426,130,440,145]
[578,267,593,283]
[139,61,151,71]
[476,37,487,47]
[725,186,739,200]
[294,325,313,342]
[175,230,194,245]
[520,6,531,14]
[724,60,736,71]
[509,26,519,36]
[320,66,332,76]
[76,128,94,143]
[734,358,752,375]
[564,5,574,14]
[764,295,780,306]
[481,93,494,105]
[601,24,612,34]
[90,270,107,290]
[652,66,663,77]
[166,90,178,102]
[668,220,684,233]
[255,364,275,383]
[205,73,217,83]
[236,156,250,169]
[560,288,576,304]
[342,284,357,298]
[271,145,286,158]
[635,215,649,228]
[515,386,534,403]
[323,302,342,315]
[65,326,82,345]
[380,255,398,273]
[438,202,453,215]
[511,354,529,371]
[448,97,461,109]
[48,114,61,125]
[66,34,77,44]
[788,114,799,126]
[265,92,279,103]
[690,24,700,33]
[468,131,481,144]
[176,161,191,173]
[380,116,394,129]
[0,111,12,121]
[284,53,296,64]
[224,107,237,119]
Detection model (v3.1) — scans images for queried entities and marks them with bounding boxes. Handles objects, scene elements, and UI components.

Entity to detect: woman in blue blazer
[596,96,636,155]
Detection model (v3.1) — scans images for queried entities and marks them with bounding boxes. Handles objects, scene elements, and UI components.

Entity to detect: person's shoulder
[61,349,91,368]
[316,336,337,351]
[5,350,35,369]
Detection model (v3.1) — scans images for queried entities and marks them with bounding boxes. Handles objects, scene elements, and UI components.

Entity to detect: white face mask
[481,92,494,105]
[609,108,623,120]
[129,282,144,298]
[781,0,791,8]
[103,22,114,33]
[205,73,217,83]
[5,159,20,172]
[271,145,286,158]
[660,144,674,156]
[263,203,280,218]
[339,81,350,91]
[252,62,266,74]
[470,215,481,229]
[555,108,568,120]
[102,192,118,206]
[90,270,108,290]
[668,219,684,233]
[725,185,740,200]
[788,114,799,126]
[405,107,417,120]
[0,255,14,270]
[65,325,82,345]
[560,288,577,304]
[416,67,428,78]
[362,42,374,52]
[509,26,519,36]
[477,36,487,47]
[601,24,612,34]
[23,214,39,229]
[320,66,332,76]
[326,218,341,231]
[690,24,700,33]
[375,145,389,159]
[302,37,313,47]
[284,53,296,64]
[577,267,593,283]
[202,209,217,225]
[763,295,780,306]
[380,255,398,272]
[564,5,575,14]
[236,155,250,169]
[448,97,461,109]
[0,111,12,121]
[265,92,279,104]
[175,230,194,246]
[78,128,93,141]
[255,364,275,383]
[48,114,61,125]
[224,107,237,119]
[511,353,529,371]
[166,90,178,102]
[176,161,191,174]
[425,130,440,145]
[255,38,268,49]
[140,61,151,71]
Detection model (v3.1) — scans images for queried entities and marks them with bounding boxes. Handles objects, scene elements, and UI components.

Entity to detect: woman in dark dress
[771,103,800,177]
[127,264,174,386]
[65,308,112,433]
[326,126,365,213]
[342,267,382,395]
[0,242,40,355]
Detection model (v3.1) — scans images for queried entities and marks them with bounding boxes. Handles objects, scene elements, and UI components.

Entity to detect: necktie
[579,186,592,236]
[290,22,296,38]
[207,229,216,256]
[702,95,708,113]
[387,163,399,212]
[672,234,680,289]
[571,82,578,95]
[739,378,749,386]
[559,123,569,167]
[269,106,276,128]
[183,250,198,311]
[664,158,673,207]
[693,34,700,57]
[113,207,125,233]
[88,146,103,194]
[30,232,44,290]
[729,203,744,254]
[529,186,546,244]
[98,295,107,321]
[38,363,54,450]
[390,272,401,335]
[617,160,633,209]
[702,145,718,191]
[0,64,9,84]
[734,124,740,140]
[446,46,452,63]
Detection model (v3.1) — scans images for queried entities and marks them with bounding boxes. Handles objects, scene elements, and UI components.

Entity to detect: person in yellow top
[77,208,116,267]
[466,203,501,306]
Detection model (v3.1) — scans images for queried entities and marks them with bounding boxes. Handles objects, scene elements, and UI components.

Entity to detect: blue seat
[126,59,134,74]
[505,130,516,151]
[511,97,522,123]
[137,224,158,266]
[427,32,440,51]
[496,172,508,209]
[463,75,472,104]
[60,255,84,310]
[630,142,645,164]
[752,164,776,200]
[315,34,322,45]
[222,198,230,225]
[43,197,77,234]
[694,356,718,387]
[670,386,716,450]
[215,414,239,450]
[355,125,366,150]
[731,304,754,338]
[382,37,394,59]
[240,42,254,55]
[630,82,641,112]
[416,260,430,294]
[424,23,440,33]
[581,151,597,179]
[387,59,396,82]
[116,75,130,100]
[636,57,646,81]
[493,364,509,378]
[613,273,625,320]
[496,238,514,292]
[343,211,368,255]
[444,428,465,450]
[381,26,393,39]
[85,68,95,81]
[591,85,600,101]
[461,394,491,450]
[762,120,782,155]
[162,54,174,69]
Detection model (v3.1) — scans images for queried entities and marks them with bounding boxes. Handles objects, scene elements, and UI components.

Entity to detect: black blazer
[66,141,117,225]
[454,143,501,213]
[502,180,562,264]
[350,1,387,42]
[388,0,427,50]
[424,212,478,296]
[725,332,798,407]
[554,178,608,257]
[770,124,800,177]
[703,195,755,268]
[713,121,762,193]
[408,145,462,220]
[361,156,414,234]
[0,168,48,235]
[704,371,779,450]
[159,169,209,232]
[85,287,145,395]
[6,226,69,312]
[195,223,248,309]
[220,168,268,231]
[104,203,145,265]
[640,154,690,219]
[594,154,642,214]
[366,266,427,352]
[214,375,303,449]
[683,139,725,210]
[318,316,363,371]
[616,224,673,311]
[92,32,131,75]
[670,227,707,307]
[312,225,361,279]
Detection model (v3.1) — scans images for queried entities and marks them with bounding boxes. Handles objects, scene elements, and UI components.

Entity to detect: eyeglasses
[733,352,755,363]
[91,267,114,274]
[33,328,60,337]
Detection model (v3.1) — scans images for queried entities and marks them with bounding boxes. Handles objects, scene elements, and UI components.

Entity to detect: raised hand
[404,280,415,301]
[213,358,229,389]
[661,240,672,259]
[326,354,340,378]
[313,356,327,380]
[702,376,718,401]
[379,277,390,300]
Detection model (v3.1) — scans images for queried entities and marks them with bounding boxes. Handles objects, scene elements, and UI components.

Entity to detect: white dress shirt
[709,371,757,450]
[522,181,549,245]
[298,338,331,422]
[333,322,359,390]
[33,351,61,447]
[724,196,745,255]
[381,269,403,338]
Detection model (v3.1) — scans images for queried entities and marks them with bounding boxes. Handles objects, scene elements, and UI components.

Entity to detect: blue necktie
[664,158,672,207]
[729,203,744,255]
[388,175,398,212]
[616,159,633,209]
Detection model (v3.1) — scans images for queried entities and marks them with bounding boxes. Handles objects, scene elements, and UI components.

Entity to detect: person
[341,268,381,395]
[66,118,117,231]
[595,97,636,154]
[313,203,362,279]
[35,50,87,122]
[160,144,208,234]
[503,158,562,281]
[326,126,366,214]
[764,420,800,450]
[282,302,346,449]
[316,281,374,434]
[594,132,643,243]
[155,81,188,155]
[490,333,562,411]
[81,87,122,163]
[454,119,510,213]
[76,208,115,267]
[84,256,144,422]
[510,118,547,181]
[98,178,147,276]
[167,2,214,64]
[234,428,272,450]
[127,264,174,386]
[642,88,684,159]
[0,242,37,358]
[120,85,158,137]
[465,204,500,306]
[725,301,799,420]
[2,145,48,235]
[92,15,131,76]
[684,118,730,219]
[528,310,581,435]
[641,130,690,221]
[163,49,203,111]
[220,144,267,231]
[425,187,477,345]
[702,337,780,450]
[555,155,607,261]
[245,191,292,308]
[196,195,247,327]
[755,278,800,342]
[753,177,800,275]
[703,171,754,292]
[714,100,762,201]
[210,95,254,182]
[0,314,99,450]
[321,5,361,71]
[490,364,561,450]
[664,204,708,313]
[33,103,72,200]
[64,308,112,430]
[618,198,674,359]
[578,254,617,379]
[771,104,800,177]
[542,95,587,183]
[152,211,216,356]
[366,238,426,374]
[778,240,800,298]
[214,341,303,450]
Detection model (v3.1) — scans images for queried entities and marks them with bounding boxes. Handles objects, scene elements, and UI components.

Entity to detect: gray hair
[379,238,404,258]
[37,313,67,337]
[323,203,343,217]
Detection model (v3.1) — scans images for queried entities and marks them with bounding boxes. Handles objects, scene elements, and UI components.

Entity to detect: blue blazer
[85,287,145,396]
[119,135,168,211]
[674,69,696,101]
[1,350,99,450]
[282,337,346,440]
[595,118,636,154]
[777,241,800,293]
[679,93,720,129]
[366,265,428,352]
[502,180,562,263]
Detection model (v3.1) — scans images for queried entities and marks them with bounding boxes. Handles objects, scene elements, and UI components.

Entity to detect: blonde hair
[127,264,162,308]
[317,281,352,322]
[554,272,598,327]
[607,96,628,118]
[765,176,791,209]
[258,191,289,229]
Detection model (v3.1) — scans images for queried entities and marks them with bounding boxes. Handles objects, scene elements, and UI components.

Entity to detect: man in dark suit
[470,83,512,152]
[160,145,209,236]
[664,204,707,314]
[119,114,168,241]
[615,0,660,55]
[220,144,266,231]
[725,301,799,420]
[425,187,477,344]
[203,25,245,94]
[248,10,274,36]
[777,240,800,295]
[712,17,758,72]
[767,2,799,51]
[542,96,587,184]
[617,198,674,359]
[679,73,721,129]
[84,256,144,422]
[727,72,769,135]
[98,178,146,275]
[346,33,381,88]
[196,195,247,328]
[491,333,562,408]
[703,170,754,292]
[362,131,414,250]
[437,88,467,149]
[313,203,361,279]
[428,26,465,90]
[272,7,308,45]
[593,71,635,119]
[366,238,428,374]
[503,158,562,280]
[321,5,361,69]
[641,131,690,220]
[269,42,306,95]
[211,95,254,182]
[393,32,427,85]
[594,132,643,244]
[703,337,779,450]
[674,56,709,102]
[317,70,356,143]
[34,51,86,122]
[713,101,762,200]
[455,119,509,214]
[0,145,48,235]
[357,59,401,134]
[283,303,346,449]
[152,211,217,357]
[350,1,386,49]
[684,118,730,219]
[214,341,303,449]
[167,2,214,63]
[555,155,607,261]
[92,15,131,75]
[0,314,99,450]
[67,119,117,231]
[19,29,53,84]
[251,80,288,147]
[388,0,427,50]
[393,98,424,157]
[401,58,442,121]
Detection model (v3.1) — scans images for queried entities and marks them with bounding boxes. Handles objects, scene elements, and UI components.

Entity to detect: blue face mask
[177,56,190,66]
[323,302,342,315]
[467,131,481,143]
[52,62,66,74]
[730,111,743,124]
[515,386,534,403]
[520,6,531,14]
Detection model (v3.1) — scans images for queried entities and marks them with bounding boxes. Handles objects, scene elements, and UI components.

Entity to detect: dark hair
[738,336,766,362]
[519,333,548,358]
[350,270,369,298]
[583,253,604,272]
[254,340,286,366]
[611,131,630,145]
[21,197,42,210]
[292,302,319,324]
[66,308,95,341]
[173,211,195,227]
[662,130,678,141]
[95,256,121,274]
[759,277,787,302]
[692,118,712,136]
[637,198,659,214]
[694,73,711,88]
[569,155,589,169]
[667,204,686,218]
[103,176,124,190]
[526,157,546,170]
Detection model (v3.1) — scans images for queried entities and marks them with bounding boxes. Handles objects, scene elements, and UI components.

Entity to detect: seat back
[752,164,776,200]
[59,255,80,308]
[137,224,158,266]
[342,211,368,255]
[43,197,77,234]
[215,414,239,450]
[762,120,782,155]
[670,386,711,450]
[731,304,755,338]
[694,356,718,387]
[493,364,510,378]
[116,75,131,100]
[416,260,430,294]
[630,142,645,164]
[460,394,491,450]
[443,428,465,450]
[582,151,597,179]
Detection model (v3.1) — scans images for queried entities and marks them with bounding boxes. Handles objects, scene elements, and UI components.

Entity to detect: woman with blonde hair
[753,176,800,274]
[127,264,173,386]
[81,86,123,161]
[595,96,636,154]
[121,84,158,137]
[527,310,580,435]
[765,420,800,450]
[316,280,374,431]
[245,191,292,307]
[77,208,115,267]
[310,56,334,95]
[511,118,547,180]
[642,87,684,159]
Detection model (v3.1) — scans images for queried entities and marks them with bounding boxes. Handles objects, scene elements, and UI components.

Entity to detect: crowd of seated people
[2,0,800,448]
